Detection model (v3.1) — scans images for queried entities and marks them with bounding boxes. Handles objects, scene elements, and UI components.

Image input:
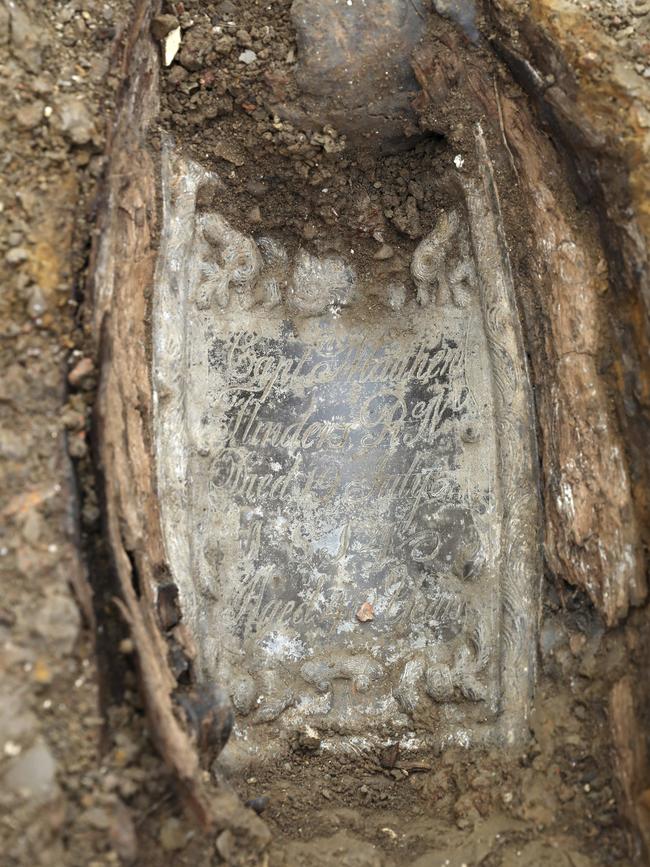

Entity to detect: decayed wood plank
[88,8,273,854]
[609,677,650,861]
[413,25,646,626]
[88,0,218,830]
[487,0,650,625]
[498,94,646,627]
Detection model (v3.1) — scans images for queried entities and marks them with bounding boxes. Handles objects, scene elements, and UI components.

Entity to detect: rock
[32,658,52,685]
[108,800,138,863]
[213,792,271,862]
[373,244,394,260]
[231,675,256,715]
[32,591,81,656]
[15,101,44,130]
[215,1,237,19]
[55,97,97,146]
[168,64,188,85]
[178,27,208,70]
[245,796,270,815]
[247,205,262,223]
[31,75,53,95]
[392,196,422,238]
[3,740,58,799]
[246,180,268,197]
[151,14,179,40]
[68,432,88,459]
[296,724,321,752]
[0,687,38,745]
[214,142,245,166]
[433,0,479,41]
[356,601,375,622]
[239,50,257,65]
[216,828,236,860]
[82,806,112,830]
[164,27,181,67]
[27,285,47,319]
[5,247,29,265]
[159,816,187,852]
[0,427,30,460]
[9,3,43,72]
[68,356,94,387]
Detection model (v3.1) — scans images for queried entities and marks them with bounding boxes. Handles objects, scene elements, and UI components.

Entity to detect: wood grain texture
[609,677,650,861]
[487,0,650,625]
[88,0,217,830]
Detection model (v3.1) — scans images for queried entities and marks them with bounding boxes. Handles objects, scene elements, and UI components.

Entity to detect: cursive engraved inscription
[153,143,540,758]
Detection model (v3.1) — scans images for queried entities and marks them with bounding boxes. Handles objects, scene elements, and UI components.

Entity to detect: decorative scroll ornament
[152,130,539,763]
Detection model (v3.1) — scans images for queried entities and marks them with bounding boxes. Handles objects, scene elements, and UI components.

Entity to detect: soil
[1,0,649,865]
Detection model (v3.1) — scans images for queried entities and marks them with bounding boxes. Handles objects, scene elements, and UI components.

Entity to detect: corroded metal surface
[152,136,539,761]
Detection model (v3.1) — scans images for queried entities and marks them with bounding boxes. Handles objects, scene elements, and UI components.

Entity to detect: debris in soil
[295,724,322,753]
[245,795,270,815]
[67,356,94,388]
[356,602,375,623]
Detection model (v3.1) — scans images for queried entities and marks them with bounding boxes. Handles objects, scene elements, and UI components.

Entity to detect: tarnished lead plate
[153,133,539,762]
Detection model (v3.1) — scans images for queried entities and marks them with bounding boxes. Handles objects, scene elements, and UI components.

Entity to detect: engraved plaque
[153,136,539,761]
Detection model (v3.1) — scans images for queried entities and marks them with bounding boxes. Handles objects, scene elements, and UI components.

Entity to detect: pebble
[5,247,29,265]
[159,816,187,851]
[0,689,38,745]
[215,0,237,17]
[15,100,44,130]
[245,179,268,197]
[4,740,57,797]
[151,14,179,39]
[108,801,137,863]
[68,356,94,387]
[213,141,245,166]
[239,49,257,64]
[216,829,236,861]
[236,29,252,46]
[27,285,47,319]
[297,724,321,752]
[164,27,181,67]
[356,601,375,622]
[33,591,81,655]
[55,97,96,145]
[245,795,270,814]
[82,806,112,830]
[373,244,394,260]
